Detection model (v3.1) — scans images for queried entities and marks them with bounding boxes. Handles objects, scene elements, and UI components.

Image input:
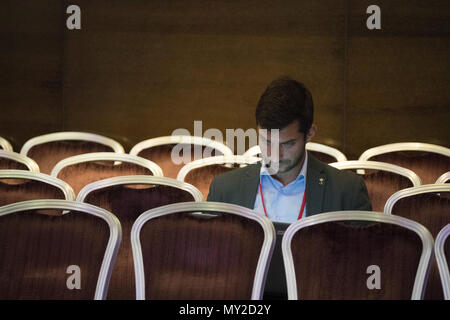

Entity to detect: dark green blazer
[207,153,372,217]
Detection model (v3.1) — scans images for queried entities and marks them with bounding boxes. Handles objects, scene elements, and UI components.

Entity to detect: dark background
[1,0,449,159]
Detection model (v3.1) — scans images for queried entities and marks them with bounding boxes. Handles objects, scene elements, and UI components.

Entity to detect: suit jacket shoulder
[306,155,372,215]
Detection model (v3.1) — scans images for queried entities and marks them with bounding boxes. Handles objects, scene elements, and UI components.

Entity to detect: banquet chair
[329,160,421,212]
[385,184,450,299]
[282,211,433,299]
[436,172,450,184]
[130,135,233,178]
[132,202,275,299]
[0,136,13,151]
[243,142,347,164]
[0,150,40,172]
[50,153,162,195]
[177,155,260,199]
[0,200,121,299]
[359,142,450,184]
[0,170,75,215]
[20,132,125,174]
[77,175,203,299]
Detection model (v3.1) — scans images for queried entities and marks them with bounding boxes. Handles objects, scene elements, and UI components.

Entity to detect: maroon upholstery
[309,151,338,164]
[362,169,413,212]
[26,141,114,174]
[0,178,66,215]
[137,144,222,178]
[84,184,196,299]
[371,151,450,185]
[392,192,450,299]
[56,161,153,195]
[0,158,29,170]
[139,211,264,299]
[0,209,110,299]
[290,221,423,299]
[184,164,239,199]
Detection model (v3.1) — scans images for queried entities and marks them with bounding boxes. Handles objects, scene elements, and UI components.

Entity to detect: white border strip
[50,152,163,178]
[131,201,275,300]
[0,199,122,300]
[77,175,204,203]
[20,132,125,156]
[282,211,434,300]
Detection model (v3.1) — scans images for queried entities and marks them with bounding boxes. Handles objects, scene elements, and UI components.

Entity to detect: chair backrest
[20,132,125,174]
[132,202,275,300]
[0,200,121,299]
[330,160,421,212]
[243,143,347,164]
[0,170,75,211]
[282,211,434,300]
[51,153,163,195]
[435,224,450,300]
[0,150,40,172]
[436,172,450,184]
[130,136,234,178]
[77,176,203,299]
[384,184,450,299]
[0,136,13,151]
[177,155,261,199]
[359,142,450,184]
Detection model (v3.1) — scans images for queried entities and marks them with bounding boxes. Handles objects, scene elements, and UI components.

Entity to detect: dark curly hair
[256,76,314,134]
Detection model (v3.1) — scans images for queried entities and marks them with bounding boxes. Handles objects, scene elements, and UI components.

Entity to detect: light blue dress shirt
[253,153,308,223]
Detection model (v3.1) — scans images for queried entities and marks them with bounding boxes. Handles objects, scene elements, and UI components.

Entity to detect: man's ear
[306,124,317,142]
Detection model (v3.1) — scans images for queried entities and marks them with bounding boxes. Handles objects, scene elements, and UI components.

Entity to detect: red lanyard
[259,181,307,220]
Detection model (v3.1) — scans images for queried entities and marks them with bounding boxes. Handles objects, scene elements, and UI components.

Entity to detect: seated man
[207,76,372,221]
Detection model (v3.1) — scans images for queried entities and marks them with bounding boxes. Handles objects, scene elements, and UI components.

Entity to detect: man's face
[258,120,307,175]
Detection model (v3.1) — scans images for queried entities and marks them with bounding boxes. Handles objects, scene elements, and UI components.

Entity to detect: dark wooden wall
[1,0,449,159]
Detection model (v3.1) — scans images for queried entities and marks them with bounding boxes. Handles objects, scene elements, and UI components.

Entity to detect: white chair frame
[0,136,13,152]
[435,224,450,300]
[130,135,234,158]
[50,153,163,178]
[359,142,450,161]
[0,170,75,201]
[384,184,450,214]
[131,201,275,300]
[243,142,347,162]
[0,199,122,300]
[20,132,125,156]
[436,172,450,184]
[329,160,422,187]
[176,155,261,182]
[282,211,434,300]
[0,150,40,172]
[77,175,204,203]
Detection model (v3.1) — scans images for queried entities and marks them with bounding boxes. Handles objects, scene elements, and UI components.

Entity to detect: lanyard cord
[259,181,307,220]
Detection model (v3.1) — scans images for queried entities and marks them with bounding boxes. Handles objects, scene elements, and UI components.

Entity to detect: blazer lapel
[239,162,261,209]
[305,153,327,217]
